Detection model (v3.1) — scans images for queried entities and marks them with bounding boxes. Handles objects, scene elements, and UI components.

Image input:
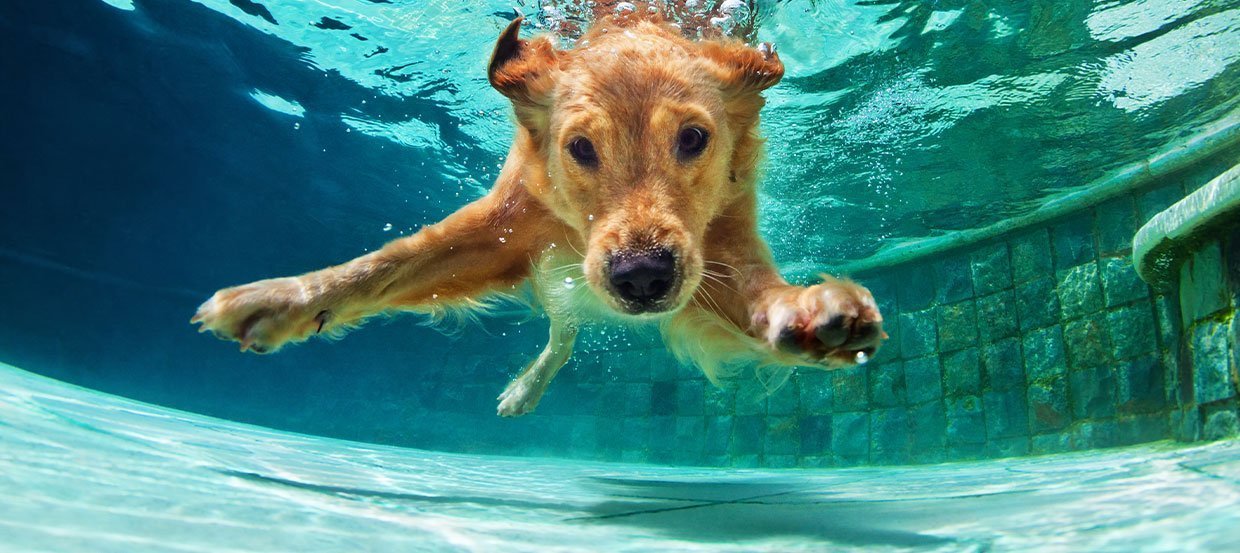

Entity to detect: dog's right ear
[488,17,559,132]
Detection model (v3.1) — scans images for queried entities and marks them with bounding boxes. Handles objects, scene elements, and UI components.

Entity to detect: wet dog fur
[192,10,885,417]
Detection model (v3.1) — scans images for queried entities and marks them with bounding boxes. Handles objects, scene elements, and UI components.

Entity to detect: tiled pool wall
[1176,231,1240,441]
[406,154,1237,468]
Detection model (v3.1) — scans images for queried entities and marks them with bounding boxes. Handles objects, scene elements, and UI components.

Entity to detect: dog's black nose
[609,248,676,306]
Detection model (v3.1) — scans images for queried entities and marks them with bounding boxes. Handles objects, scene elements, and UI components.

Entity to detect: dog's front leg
[192,185,552,353]
[496,319,577,417]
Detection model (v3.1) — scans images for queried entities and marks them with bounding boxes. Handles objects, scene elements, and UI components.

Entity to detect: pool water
[4,361,1239,552]
[2,0,1240,549]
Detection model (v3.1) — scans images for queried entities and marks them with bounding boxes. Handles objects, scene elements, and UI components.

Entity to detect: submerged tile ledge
[807,110,1240,279]
[1133,162,1240,291]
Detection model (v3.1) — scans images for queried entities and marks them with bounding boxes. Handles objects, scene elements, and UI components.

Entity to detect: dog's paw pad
[754,280,886,366]
[497,378,544,417]
[191,277,320,354]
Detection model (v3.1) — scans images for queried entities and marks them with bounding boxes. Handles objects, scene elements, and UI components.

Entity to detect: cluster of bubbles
[528,0,765,44]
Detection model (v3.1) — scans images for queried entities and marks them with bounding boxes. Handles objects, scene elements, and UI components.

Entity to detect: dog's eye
[567,137,598,167]
[677,127,709,160]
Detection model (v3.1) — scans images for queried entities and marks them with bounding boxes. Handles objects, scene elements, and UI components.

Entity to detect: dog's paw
[752,280,886,366]
[497,377,545,417]
[191,277,328,354]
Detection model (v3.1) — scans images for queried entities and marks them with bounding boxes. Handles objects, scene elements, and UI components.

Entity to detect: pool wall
[404,143,1240,468]
[1133,162,1240,442]
[1177,235,1240,440]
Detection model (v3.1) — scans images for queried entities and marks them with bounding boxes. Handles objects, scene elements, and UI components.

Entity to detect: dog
[192,8,886,417]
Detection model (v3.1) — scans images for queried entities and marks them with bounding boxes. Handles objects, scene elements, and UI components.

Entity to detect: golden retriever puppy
[192,11,885,417]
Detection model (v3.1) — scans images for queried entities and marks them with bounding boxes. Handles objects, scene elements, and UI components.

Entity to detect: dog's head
[489,16,783,316]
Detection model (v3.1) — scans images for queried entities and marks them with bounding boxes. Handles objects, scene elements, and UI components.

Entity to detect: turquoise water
[3,361,1239,551]
[2,0,1240,549]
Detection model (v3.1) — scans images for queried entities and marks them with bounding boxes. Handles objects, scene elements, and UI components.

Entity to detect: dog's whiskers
[564,239,587,259]
[700,270,739,294]
[704,259,742,276]
[693,278,730,322]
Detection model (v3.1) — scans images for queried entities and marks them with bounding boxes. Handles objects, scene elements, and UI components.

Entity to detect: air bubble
[382,223,392,231]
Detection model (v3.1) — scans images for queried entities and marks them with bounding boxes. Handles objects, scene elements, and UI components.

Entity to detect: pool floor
[1,363,1238,552]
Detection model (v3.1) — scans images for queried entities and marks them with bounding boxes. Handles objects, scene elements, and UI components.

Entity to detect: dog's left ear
[488,17,559,132]
[699,41,784,97]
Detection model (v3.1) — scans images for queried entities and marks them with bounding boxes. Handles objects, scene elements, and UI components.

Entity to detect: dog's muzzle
[607,247,678,313]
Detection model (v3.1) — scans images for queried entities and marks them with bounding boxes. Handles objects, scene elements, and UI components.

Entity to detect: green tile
[1023,325,1067,381]
[623,383,653,416]
[1017,276,1061,331]
[729,454,760,467]
[984,437,1031,458]
[1114,413,1169,445]
[934,255,975,303]
[800,415,832,456]
[868,362,905,408]
[649,416,678,455]
[734,379,767,416]
[1094,197,1137,256]
[1180,242,1229,324]
[904,356,943,404]
[870,407,911,463]
[831,411,870,457]
[897,262,936,311]
[1031,431,1073,454]
[797,371,833,414]
[832,365,869,412]
[899,309,938,358]
[937,300,979,353]
[1137,183,1186,221]
[764,416,800,456]
[977,290,1019,343]
[1106,303,1158,360]
[1100,256,1148,307]
[1152,294,1179,352]
[651,381,676,415]
[767,378,799,416]
[703,385,735,416]
[731,415,765,455]
[983,337,1025,391]
[798,455,834,468]
[971,242,1012,296]
[909,401,946,460]
[703,415,733,456]
[945,395,986,444]
[1063,313,1111,369]
[1057,262,1104,319]
[1028,375,1070,432]
[1193,320,1236,404]
[621,417,653,451]
[1117,355,1165,414]
[1203,408,1240,440]
[676,380,704,416]
[764,455,799,468]
[1010,229,1054,284]
[1070,366,1117,419]
[1051,214,1096,270]
[650,349,680,381]
[984,389,1029,439]
[943,347,981,397]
